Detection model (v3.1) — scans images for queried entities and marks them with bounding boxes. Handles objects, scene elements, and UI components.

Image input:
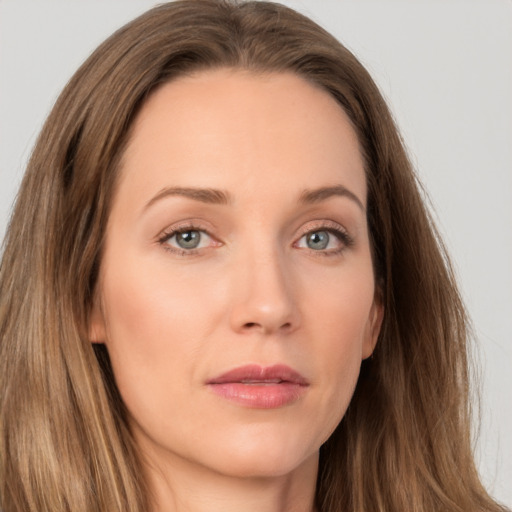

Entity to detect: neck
[144,448,319,512]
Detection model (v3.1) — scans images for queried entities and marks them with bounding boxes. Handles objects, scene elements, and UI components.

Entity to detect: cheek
[302,262,375,430]
[98,254,223,416]
[101,250,220,346]
[303,256,375,356]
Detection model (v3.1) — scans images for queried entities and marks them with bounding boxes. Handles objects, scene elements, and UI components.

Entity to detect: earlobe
[89,297,107,344]
[362,299,384,360]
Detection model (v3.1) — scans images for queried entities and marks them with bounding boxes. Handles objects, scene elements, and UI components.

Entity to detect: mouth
[206,364,309,409]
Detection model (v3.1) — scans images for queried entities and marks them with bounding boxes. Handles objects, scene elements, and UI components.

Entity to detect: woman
[0,1,508,511]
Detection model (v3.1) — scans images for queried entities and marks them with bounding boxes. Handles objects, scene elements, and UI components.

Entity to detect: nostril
[242,321,293,332]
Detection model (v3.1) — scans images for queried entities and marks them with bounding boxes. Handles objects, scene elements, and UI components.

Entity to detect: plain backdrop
[0,0,511,507]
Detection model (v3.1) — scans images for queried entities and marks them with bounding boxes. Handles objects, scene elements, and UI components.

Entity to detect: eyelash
[156,221,354,257]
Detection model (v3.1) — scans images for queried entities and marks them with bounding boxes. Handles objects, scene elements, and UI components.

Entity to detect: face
[90,69,383,480]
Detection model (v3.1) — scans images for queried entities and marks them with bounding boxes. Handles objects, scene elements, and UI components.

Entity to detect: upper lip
[206,364,309,386]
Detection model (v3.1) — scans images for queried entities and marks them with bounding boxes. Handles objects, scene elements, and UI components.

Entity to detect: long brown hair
[0,1,507,511]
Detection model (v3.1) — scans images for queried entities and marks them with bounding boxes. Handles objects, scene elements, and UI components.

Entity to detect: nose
[229,247,300,336]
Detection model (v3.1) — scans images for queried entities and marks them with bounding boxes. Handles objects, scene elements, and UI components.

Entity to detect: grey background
[0,0,510,506]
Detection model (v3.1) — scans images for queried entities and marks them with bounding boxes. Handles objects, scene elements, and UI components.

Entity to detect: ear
[89,295,107,344]
[362,296,384,360]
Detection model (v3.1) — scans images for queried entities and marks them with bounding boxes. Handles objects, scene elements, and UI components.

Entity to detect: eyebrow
[144,186,231,210]
[299,185,365,211]
[143,184,364,211]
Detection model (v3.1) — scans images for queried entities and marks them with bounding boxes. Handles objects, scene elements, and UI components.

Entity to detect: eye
[295,225,352,254]
[159,227,215,252]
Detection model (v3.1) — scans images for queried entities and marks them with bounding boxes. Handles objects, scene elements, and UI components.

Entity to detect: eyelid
[296,219,350,238]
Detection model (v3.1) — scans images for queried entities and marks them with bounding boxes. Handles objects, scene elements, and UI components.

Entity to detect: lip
[206,364,309,409]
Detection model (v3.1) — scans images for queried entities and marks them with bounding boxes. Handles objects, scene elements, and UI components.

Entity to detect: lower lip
[208,382,307,408]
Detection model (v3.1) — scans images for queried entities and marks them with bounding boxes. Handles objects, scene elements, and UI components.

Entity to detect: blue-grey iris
[307,231,329,250]
[176,231,201,249]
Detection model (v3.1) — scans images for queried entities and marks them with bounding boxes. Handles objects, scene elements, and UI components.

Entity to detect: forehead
[117,68,366,209]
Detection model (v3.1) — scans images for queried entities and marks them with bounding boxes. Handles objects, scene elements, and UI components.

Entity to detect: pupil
[176,231,200,249]
[307,231,329,250]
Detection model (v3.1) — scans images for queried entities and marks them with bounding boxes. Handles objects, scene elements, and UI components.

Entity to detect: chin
[199,425,323,479]
[213,449,318,480]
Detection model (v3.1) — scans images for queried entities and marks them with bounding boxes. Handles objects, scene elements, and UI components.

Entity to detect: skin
[90,68,383,512]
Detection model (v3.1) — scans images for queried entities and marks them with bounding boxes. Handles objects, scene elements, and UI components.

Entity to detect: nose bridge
[229,234,298,335]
